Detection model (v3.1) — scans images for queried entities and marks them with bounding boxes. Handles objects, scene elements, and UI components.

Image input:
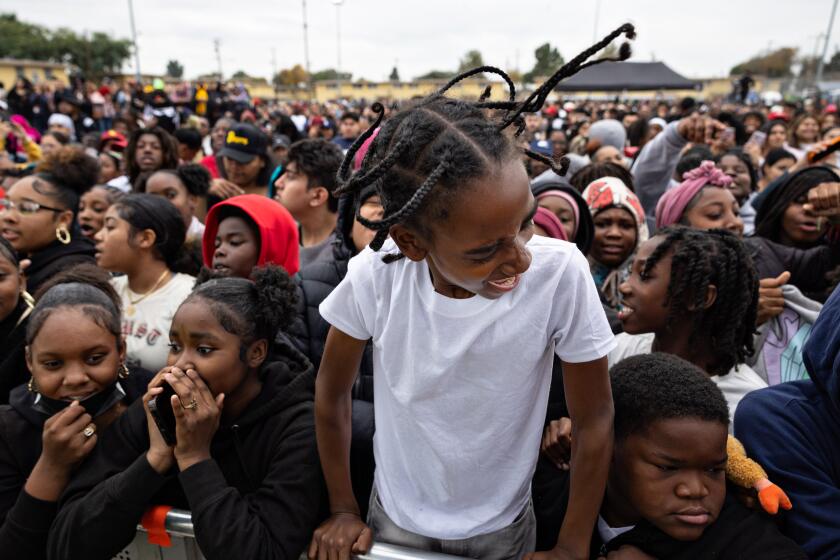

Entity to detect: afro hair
[610,352,730,442]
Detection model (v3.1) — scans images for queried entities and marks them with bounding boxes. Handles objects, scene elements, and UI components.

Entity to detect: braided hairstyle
[641,227,758,376]
[334,24,636,259]
[186,265,298,364]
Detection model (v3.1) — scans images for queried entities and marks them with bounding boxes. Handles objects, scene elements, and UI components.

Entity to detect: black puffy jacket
[293,194,374,402]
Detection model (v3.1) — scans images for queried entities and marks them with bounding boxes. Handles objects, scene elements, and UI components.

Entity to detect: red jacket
[202,194,300,276]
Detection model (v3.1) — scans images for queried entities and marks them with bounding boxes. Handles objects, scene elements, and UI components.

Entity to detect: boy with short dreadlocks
[309,25,636,560]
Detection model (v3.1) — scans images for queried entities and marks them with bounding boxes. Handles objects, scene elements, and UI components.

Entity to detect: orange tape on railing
[141,505,173,547]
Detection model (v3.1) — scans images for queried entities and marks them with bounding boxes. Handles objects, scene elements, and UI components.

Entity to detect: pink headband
[655,161,733,230]
[353,128,380,170]
[536,190,580,238]
[533,206,568,241]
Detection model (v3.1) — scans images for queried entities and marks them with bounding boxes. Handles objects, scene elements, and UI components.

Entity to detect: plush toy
[726,435,793,514]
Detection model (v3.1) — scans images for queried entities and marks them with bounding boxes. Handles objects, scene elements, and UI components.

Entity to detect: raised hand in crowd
[676,114,728,146]
[805,181,840,218]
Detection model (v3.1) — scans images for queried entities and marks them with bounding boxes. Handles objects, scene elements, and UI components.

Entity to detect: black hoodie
[0,300,29,405]
[592,495,806,560]
[48,338,325,560]
[24,238,96,297]
[0,371,151,560]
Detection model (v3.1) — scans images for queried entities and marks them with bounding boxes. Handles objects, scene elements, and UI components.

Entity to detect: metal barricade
[118,508,464,560]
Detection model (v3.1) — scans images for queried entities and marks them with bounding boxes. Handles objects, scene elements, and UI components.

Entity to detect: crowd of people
[0,22,838,560]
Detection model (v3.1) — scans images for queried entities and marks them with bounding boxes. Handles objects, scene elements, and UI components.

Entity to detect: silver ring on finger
[83,423,96,438]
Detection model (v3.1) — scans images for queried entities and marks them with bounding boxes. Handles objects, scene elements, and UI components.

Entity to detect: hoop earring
[27,377,37,393]
[21,291,35,311]
[56,226,71,245]
[118,363,130,379]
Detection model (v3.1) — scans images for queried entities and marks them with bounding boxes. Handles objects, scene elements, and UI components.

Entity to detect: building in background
[0,58,69,86]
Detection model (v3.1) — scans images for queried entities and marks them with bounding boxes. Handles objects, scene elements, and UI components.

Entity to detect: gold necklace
[125,270,171,317]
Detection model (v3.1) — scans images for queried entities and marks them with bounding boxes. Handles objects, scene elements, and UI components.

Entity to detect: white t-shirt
[608,332,768,431]
[187,216,205,241]
[320,236,615,539]
[113,273,195,373]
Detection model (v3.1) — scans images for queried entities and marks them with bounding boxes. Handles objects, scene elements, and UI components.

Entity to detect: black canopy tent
[554,61,699,91]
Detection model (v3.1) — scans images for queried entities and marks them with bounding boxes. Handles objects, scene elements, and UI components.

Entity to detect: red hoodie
[202,194,300,276]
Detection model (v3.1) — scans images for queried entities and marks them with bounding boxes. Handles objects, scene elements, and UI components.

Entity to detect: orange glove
[756,480,793,515]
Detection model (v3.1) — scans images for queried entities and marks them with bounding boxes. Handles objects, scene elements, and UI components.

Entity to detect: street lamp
[127,0,141,82]
[816,0,840,88]
[332,0,344,99]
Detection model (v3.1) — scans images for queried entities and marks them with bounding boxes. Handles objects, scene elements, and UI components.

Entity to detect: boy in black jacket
[592,353,805,560]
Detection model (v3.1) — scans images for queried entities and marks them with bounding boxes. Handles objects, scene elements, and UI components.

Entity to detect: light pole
[332,0,345,99]
[816,0,840,88]
[127,0,141,82]
[214,38,223,82]
[301,0,313,98]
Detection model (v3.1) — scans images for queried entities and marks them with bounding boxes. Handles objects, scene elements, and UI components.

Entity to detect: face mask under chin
[32,382,126,419]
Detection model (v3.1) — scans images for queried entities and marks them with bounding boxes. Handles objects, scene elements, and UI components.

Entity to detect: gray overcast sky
[5,0,839,81]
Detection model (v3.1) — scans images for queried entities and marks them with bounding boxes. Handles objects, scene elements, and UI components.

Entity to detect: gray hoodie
[630,121,687,223]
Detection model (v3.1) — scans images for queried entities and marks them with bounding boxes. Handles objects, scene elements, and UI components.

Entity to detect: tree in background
[458,49,484,73]
[0,13,52,60]
[310,68,352,82]
[799,49,840,81]
[273,64,308,87]
[524,42,564,83]
[389,66,400,81]
[166,59,184,79]
[415,70,454,80]
[0,13,131,81]
[730,47,797,78]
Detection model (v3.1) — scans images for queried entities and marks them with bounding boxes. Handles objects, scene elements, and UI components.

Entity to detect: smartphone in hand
[147,382,177,446]
[746,130,767,148]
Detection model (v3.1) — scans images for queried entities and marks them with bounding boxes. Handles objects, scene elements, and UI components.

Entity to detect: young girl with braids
[310,24,637,560]
[610,227,767,424]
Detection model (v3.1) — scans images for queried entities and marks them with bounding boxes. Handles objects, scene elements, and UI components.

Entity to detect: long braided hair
[335,24,636,260]
[641,227,758,376]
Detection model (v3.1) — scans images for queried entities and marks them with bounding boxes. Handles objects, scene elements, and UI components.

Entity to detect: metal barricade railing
[121,508,465,560]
